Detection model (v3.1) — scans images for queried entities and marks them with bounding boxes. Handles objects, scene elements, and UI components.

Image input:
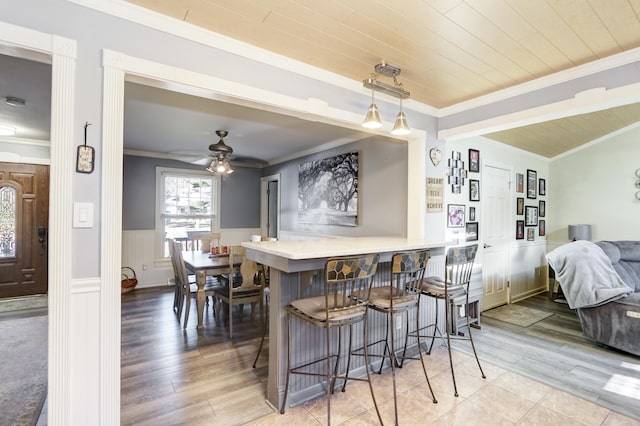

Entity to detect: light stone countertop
[242,236,445,260]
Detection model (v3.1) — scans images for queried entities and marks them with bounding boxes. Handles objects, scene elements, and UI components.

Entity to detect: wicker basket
[121,267,138,294]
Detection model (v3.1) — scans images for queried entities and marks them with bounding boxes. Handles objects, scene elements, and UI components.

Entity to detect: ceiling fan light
[391,111,411,135]
[0,124,16,136]
[362,103,382,129]
[205,160,217,174]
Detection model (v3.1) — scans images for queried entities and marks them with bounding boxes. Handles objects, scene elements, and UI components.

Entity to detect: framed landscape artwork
[527,169,537,199]
[298,152,358,226]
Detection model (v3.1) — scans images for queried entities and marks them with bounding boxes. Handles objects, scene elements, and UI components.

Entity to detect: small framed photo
[76,145,95,173]
[452,151,460,160]
[447,204,465,228]
[539,178,546,196]
[527,228,535,241]
[516,173,524,193]
[452,184,461,194]
[539,200,546,217]
[539,220,546,236]
[525,206,538,226]
[468,149,480,173]
[517,197,524,215]
[469,179,480,201]
[468,206,476,221]
[516,220,524,240]
[466,222,479,241]
[527,169,537,199]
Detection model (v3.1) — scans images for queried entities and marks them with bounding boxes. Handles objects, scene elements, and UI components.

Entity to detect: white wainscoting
[509,241,549,303]
[70,278,101,426]
[122,228,261,288]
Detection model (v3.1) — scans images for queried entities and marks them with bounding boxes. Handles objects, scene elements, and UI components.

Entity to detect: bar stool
[280,253,382,425]
[410,244,485,397]
[356,249,438,425]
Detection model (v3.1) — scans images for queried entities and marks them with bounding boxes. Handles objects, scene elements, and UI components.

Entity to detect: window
[0,186,17,258]
[157,168,219,257]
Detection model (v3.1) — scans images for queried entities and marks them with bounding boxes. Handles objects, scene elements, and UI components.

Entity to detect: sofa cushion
[596,241,640,292]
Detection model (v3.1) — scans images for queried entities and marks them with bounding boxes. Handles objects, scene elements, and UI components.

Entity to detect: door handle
[38,226,47,244]
[483,243,492,249]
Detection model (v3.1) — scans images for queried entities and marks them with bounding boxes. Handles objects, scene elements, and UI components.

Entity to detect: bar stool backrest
[444,244,478,288]
[392,249,430,295]
[324,253,379,320]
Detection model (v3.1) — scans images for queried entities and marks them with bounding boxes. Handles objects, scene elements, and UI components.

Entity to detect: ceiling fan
[190,130,268,173]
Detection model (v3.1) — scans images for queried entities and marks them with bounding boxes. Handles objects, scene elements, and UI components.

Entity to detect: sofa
[546,240,640,356]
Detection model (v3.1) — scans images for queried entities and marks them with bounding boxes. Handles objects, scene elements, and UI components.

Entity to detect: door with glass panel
[0,162,49,298]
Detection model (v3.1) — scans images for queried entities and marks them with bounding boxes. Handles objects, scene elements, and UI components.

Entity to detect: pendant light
[362,89,382,129]
[391,98,411,135]
[362,61,411,135]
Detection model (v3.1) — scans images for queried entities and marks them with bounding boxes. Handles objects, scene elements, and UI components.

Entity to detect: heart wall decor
[429,148,442,167]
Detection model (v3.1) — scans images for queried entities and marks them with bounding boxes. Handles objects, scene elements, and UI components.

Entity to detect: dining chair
[352,249,437,425]
[170,239,218,329]
[280,253,383,426]
[213,245,265,338]
[189,232,221,253]
[409,244,485,397]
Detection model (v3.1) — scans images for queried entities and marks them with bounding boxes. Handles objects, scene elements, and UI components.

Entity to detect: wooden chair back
[189,232,221,252]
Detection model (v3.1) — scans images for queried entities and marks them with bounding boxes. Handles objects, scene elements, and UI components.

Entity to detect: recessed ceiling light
[0,125,16,136]
[5,96,26,107]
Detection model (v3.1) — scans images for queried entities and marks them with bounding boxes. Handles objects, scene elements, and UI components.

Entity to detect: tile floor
[250,345,640,426]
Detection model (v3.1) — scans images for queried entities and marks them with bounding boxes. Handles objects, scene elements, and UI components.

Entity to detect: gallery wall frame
[517,197,524,215]
[469,179,480,201]
[516,220,524,240]
[527,169,537,199]
[527,227,535,241]
[468,149,480,173]
[539,178,546,196]
[539,200,545,217]
[516,173,524,193]
[447,204,465,228]
[525,205,538,226]
[539,220,546,236]
[466,222,478,241]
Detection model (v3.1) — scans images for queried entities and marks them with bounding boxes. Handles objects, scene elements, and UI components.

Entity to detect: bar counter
[243,237,446,409]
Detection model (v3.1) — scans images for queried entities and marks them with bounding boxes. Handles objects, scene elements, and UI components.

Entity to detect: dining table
[181,250,241,329]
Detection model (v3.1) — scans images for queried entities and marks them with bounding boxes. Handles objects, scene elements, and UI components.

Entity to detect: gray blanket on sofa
[546,241,633,309]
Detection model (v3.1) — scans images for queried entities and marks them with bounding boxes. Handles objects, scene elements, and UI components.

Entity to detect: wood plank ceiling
[125,0,640,157]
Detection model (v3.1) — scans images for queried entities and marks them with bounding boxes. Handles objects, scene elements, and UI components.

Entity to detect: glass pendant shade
[391,111,411,135]
[362,103,383,128]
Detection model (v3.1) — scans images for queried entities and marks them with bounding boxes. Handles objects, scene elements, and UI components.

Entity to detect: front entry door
[481,164,510,309]
[0,162,49,298]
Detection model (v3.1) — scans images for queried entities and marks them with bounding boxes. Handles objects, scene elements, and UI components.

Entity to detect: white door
[481,164,511,309]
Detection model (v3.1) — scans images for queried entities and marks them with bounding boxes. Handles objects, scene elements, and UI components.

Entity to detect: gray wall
[263,136,408,237]
[122,155,260,230]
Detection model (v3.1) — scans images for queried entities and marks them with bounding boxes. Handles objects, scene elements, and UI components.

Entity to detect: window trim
[155,167,220,259]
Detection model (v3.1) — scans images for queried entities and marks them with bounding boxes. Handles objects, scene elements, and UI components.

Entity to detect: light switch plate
[73,202,94,228]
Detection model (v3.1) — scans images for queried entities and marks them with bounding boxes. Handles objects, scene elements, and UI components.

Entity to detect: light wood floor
[121,288,640,425]
[121,287,273,425]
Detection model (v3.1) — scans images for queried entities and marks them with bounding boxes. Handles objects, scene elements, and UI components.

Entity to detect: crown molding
[440,47,640,117]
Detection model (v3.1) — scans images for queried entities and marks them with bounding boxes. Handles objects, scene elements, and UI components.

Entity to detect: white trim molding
[0,21,77,426]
